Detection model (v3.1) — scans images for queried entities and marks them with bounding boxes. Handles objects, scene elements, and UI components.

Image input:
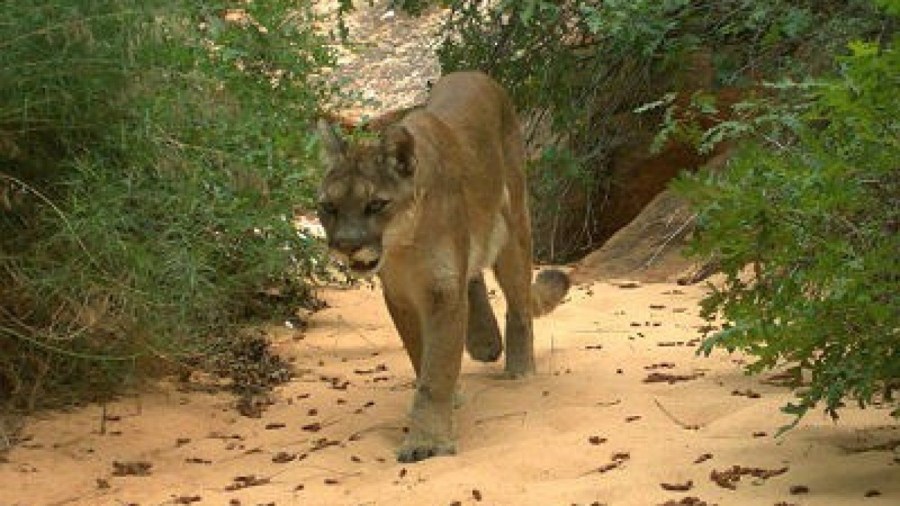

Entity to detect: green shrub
[431,0,896,423]
[1,1,333,408]
[435,0,887,260]
[674,36,899,424]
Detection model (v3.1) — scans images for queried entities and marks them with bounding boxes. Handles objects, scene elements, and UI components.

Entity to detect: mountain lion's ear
[381,125,415,178]
[317,118,346,163]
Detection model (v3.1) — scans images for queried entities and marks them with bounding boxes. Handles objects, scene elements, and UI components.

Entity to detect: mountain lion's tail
[531,269,570,317]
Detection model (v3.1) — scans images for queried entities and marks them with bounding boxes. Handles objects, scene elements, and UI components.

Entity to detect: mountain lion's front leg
[396,280,467,462]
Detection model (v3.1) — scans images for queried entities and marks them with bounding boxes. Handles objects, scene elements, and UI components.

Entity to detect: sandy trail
[5,4,896,506]
[1,277,897,506]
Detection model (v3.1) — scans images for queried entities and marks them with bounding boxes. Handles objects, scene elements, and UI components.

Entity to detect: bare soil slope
[570,189,696,284]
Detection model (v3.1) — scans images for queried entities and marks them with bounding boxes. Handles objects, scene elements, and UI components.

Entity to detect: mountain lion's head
[316,120,417,275]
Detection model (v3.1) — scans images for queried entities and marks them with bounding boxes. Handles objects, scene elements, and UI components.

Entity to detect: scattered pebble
[657,498,713,506]
[710,465,788,489]
[644,362,676,370]
[224,475,270,491]
[612,452,630,462]
[660,480,693,491]
[271,452,296,464]
[592,452,631,474]
[694,453,713,464]
[111,460,152,477]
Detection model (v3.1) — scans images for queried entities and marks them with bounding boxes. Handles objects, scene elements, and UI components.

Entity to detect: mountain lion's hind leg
[465,273,502,362]
[492,238,535,377]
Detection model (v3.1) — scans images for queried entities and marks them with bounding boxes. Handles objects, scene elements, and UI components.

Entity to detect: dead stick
[474,410,528,426]
[99,402,107,435]
[653,398,701,430]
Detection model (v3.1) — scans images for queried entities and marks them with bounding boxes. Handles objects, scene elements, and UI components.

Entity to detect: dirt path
[3,5,898,506]
[2,278,897,505]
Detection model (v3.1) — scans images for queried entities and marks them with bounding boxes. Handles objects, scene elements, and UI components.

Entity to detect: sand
[1,278,898,506]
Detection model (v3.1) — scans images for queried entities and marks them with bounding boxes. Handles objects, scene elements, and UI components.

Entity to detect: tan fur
[316,71,570,462]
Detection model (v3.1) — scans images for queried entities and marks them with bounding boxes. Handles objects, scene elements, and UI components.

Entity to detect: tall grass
[0,1,333,408]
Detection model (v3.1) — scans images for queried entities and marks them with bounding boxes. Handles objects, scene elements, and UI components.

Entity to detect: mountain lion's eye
[365,198,391,215]
[318,202,338,216]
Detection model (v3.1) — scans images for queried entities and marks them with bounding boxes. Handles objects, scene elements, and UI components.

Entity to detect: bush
[436,0,887,261]
[0,1,333,408]
[432,0,896,423]
[674,36,899,424]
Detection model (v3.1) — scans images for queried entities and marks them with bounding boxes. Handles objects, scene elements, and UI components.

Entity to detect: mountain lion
[316,71,570,462]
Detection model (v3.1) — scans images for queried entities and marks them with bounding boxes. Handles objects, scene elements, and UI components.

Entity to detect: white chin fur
[352,246,381,265]
[329,246,383,277]
[350,246,383,276]
[351,256,384,277]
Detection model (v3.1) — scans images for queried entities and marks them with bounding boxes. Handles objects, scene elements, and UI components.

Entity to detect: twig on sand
[653,398,701,430]
[644,213,696,269]
[99,402,107,435]
[294,464,364,479]
[346,421,406,438]
[474,410,528,426]
[214,467,293,492]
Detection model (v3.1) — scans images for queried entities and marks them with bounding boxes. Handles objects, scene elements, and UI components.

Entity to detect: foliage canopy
[428,0,898,422]
[675,38,899,423]
[1,1,332,408]
[436,0,889,261]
